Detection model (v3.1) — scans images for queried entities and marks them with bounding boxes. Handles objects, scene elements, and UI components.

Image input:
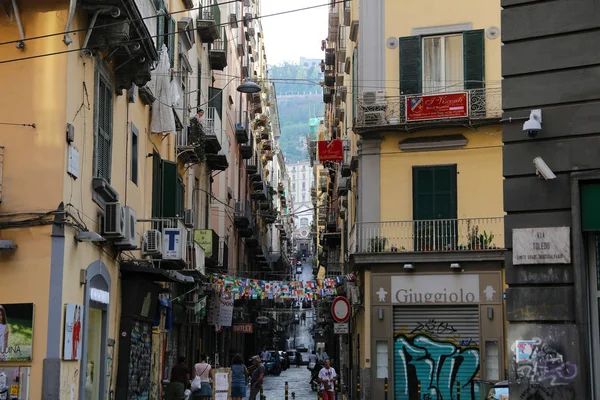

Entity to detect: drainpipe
[10,0,26,49]
[63,0,77,45]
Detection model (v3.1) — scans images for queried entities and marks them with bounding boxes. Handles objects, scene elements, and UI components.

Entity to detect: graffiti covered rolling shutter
[393,305,481,400]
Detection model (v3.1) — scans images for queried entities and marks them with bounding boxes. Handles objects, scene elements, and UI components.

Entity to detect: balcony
[353,217,505,261]
[355,86,502,135]
[234,200,251,228]
[209,28,228,70]
[206,153,228,171]
[240,139,253,159]
[197,0,221,43]
[246,154,259,177]
[204,107,222,154]
[326,262,343,278]
[177,123,204,165]
[235,116,249,143]
[251,181,267,201]
[262,139,272,151]
[218,239,229,270]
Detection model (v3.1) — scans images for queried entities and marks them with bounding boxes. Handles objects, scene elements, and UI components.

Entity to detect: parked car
[295,347,310,365]
[286,350,296,364]
[486,380,508,400]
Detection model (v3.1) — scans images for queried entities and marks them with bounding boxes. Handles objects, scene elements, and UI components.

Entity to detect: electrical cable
[0,0,350,66]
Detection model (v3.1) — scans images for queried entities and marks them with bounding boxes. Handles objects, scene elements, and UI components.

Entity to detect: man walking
[318,358,337,400]
[165,356,190,400]
[249,356,266,400]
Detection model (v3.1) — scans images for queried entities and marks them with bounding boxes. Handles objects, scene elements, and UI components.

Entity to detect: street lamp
[236,79,261,94]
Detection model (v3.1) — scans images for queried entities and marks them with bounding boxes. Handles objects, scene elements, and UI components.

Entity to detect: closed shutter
[161,160,178,218]
[96,75,113,181]
[197,62,202,107]
[412,165,457,220]
[208,86,223,120]
[152,152,162,218]
[169,17,176,67]
[393,305,480,400]
[399,36,422,95]
[463,30,485,90]
[156,11,167,51]
[176,177,185,217]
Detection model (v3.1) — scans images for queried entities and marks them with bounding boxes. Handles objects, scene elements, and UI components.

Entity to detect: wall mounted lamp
[450,263,461,270]
[403,263,414,270]
[75,231,105,243]
[487,307,494,320]
[378,308,384,320]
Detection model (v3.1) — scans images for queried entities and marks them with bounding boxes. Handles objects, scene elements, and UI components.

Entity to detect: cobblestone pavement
[261,365,317,400]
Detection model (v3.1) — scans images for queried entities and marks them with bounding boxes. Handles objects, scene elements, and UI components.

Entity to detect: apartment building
[317,0,506,398]
[0,0,288,398]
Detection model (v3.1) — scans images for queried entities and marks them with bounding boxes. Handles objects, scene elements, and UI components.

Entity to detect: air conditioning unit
[362,90,386,107]
[104,202,126,239]
[142,229,162,256]
[364,111,386,126]
[184,209,195,228]
[162,228,188,264]
[115,206,138,249]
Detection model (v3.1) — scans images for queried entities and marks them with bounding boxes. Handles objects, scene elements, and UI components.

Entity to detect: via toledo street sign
[331,296,350,323]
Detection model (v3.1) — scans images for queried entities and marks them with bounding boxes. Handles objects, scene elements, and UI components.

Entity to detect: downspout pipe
[63,0,77,45]
[11,0,25,49]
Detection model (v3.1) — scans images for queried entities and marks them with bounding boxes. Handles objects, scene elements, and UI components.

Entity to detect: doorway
[588,235,600,399]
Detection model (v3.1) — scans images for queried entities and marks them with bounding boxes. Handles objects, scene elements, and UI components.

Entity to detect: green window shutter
[399,36,422,95]
[176,177,185,217]
[208,86,223,120]
[412,165,457,220]
[161,160,178,218]
[169,17,176,68]
[352,47,358,117]
[463,29,485,90]
[152,152,162,218]
[96,76,113,181]
[156,11,166,51]
[197,62,202,108]
[582,184,600,231]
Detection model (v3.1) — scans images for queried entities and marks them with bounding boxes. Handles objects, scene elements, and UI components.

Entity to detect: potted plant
[368,236,387,252]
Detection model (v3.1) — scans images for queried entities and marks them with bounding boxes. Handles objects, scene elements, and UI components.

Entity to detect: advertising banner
[63,304,83,361]
[406,92,468,121]
[0,304,34,362]
[0,366,30,399]
[317,140,344,162]
[217,297,233,327]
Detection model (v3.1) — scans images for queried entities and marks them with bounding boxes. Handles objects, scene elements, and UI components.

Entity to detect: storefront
[370,269,504,400]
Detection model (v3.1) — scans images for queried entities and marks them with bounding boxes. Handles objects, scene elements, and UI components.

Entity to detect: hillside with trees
[270,61,323,163]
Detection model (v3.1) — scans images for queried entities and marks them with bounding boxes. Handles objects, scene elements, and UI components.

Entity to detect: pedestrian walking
[191,354,212,399]
[295,351,302,368]
[249,355,266,400]
[318,359,337,400]
[165,356,190,400]
[230,354,248,400]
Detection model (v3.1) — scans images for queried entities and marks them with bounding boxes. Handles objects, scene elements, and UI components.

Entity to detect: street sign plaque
[331,296,351,323]
[334,323,348,334]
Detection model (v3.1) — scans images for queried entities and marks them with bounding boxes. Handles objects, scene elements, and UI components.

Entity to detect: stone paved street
[261,365,317,400]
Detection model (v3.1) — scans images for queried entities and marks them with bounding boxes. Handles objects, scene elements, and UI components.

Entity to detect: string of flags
[209,273,357,301]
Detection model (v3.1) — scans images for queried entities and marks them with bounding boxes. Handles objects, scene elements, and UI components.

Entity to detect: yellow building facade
[0,0,283,398]
[321,0,506,399]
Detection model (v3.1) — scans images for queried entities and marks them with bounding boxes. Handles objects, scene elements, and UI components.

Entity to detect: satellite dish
[486,27,500,40]
[387,37,399,49]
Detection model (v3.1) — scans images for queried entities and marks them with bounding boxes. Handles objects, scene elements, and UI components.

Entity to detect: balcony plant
[367,236,387,252]
[189,118,206,162]
[467,226,495,249]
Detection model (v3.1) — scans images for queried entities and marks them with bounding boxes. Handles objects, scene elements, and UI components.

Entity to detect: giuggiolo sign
[391,274,480,304]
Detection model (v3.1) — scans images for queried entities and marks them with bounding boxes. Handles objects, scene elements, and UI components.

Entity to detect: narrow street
[261,366,315,400]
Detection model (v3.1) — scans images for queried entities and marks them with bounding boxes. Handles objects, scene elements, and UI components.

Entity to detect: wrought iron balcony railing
[355,217,504,253]
[355,86,502,132]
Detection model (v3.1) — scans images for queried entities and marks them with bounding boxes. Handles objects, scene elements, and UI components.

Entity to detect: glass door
[589,235,600,399]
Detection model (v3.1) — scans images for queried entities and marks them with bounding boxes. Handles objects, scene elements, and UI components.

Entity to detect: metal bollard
[260,384,265,400]
[456,381,461,400]
[285,381,289,400]
[357,371,361,396]
[384,377,388,400]
[417,381,421,397]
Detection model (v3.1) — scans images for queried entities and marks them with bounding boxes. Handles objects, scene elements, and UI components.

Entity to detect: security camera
[533,157,556,180]
[523,109,542,138]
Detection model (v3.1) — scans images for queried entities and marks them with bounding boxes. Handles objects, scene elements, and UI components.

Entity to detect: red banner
[405,92,468,122]
[318,140,343,162]
[232,323,253,333]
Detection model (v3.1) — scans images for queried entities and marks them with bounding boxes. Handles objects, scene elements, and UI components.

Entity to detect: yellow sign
[10,385,19,395]
[194,230,213,257]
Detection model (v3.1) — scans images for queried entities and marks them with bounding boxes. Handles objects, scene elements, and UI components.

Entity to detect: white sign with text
[512,227,571,265]
[391,274,480,304]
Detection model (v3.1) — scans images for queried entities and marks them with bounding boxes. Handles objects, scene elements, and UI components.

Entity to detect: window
[412,165,457,220]
[292,183,296,190]
[422,34,463,93]
[302,182,306,190]
[160,160,185,218]
[152,152,161,218]
[130,124,139,185]
[302,194,306,202]
[197,62,202,108]
[156,13,176,67]
[300,218,308,227]
[376,341,389,379]
[168,17,176,67]
[399,30,485,95]
[208,86,223,120]
[94,74,113,181]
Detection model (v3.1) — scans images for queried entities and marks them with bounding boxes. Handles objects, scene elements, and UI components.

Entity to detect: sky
[260,0,328,65]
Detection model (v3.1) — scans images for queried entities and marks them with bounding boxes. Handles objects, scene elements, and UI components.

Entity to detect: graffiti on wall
[394,334,480,400]
[513,338,578,387]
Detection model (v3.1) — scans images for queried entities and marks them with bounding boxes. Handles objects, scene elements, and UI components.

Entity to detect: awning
[120,263,195,284]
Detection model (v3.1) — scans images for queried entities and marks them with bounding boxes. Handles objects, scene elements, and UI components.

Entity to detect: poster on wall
[0,304,34,362]
[63,304,83,361]
[0,366,30,400]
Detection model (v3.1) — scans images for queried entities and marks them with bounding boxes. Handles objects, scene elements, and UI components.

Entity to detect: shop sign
[63,303,83,361]
[194,229,214,257]
[405,92,468,122]
[90,288,110,304]
[512,227,571,265]
[256,316,269,324]
[317,140,344,162]
[232,323,253,334]
[334,323,348,334]
[217,297,233,327]
[391,275,480,304]
[0,304,34,362]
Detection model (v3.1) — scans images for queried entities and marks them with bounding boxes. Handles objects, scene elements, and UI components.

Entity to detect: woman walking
[191,354,212,399]
[230,354,248,400]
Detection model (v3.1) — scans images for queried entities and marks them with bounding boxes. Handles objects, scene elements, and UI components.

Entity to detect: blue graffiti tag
[394,334,480,400]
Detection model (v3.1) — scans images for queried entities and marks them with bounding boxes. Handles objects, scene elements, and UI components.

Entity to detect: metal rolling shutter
[393,305,481,400]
